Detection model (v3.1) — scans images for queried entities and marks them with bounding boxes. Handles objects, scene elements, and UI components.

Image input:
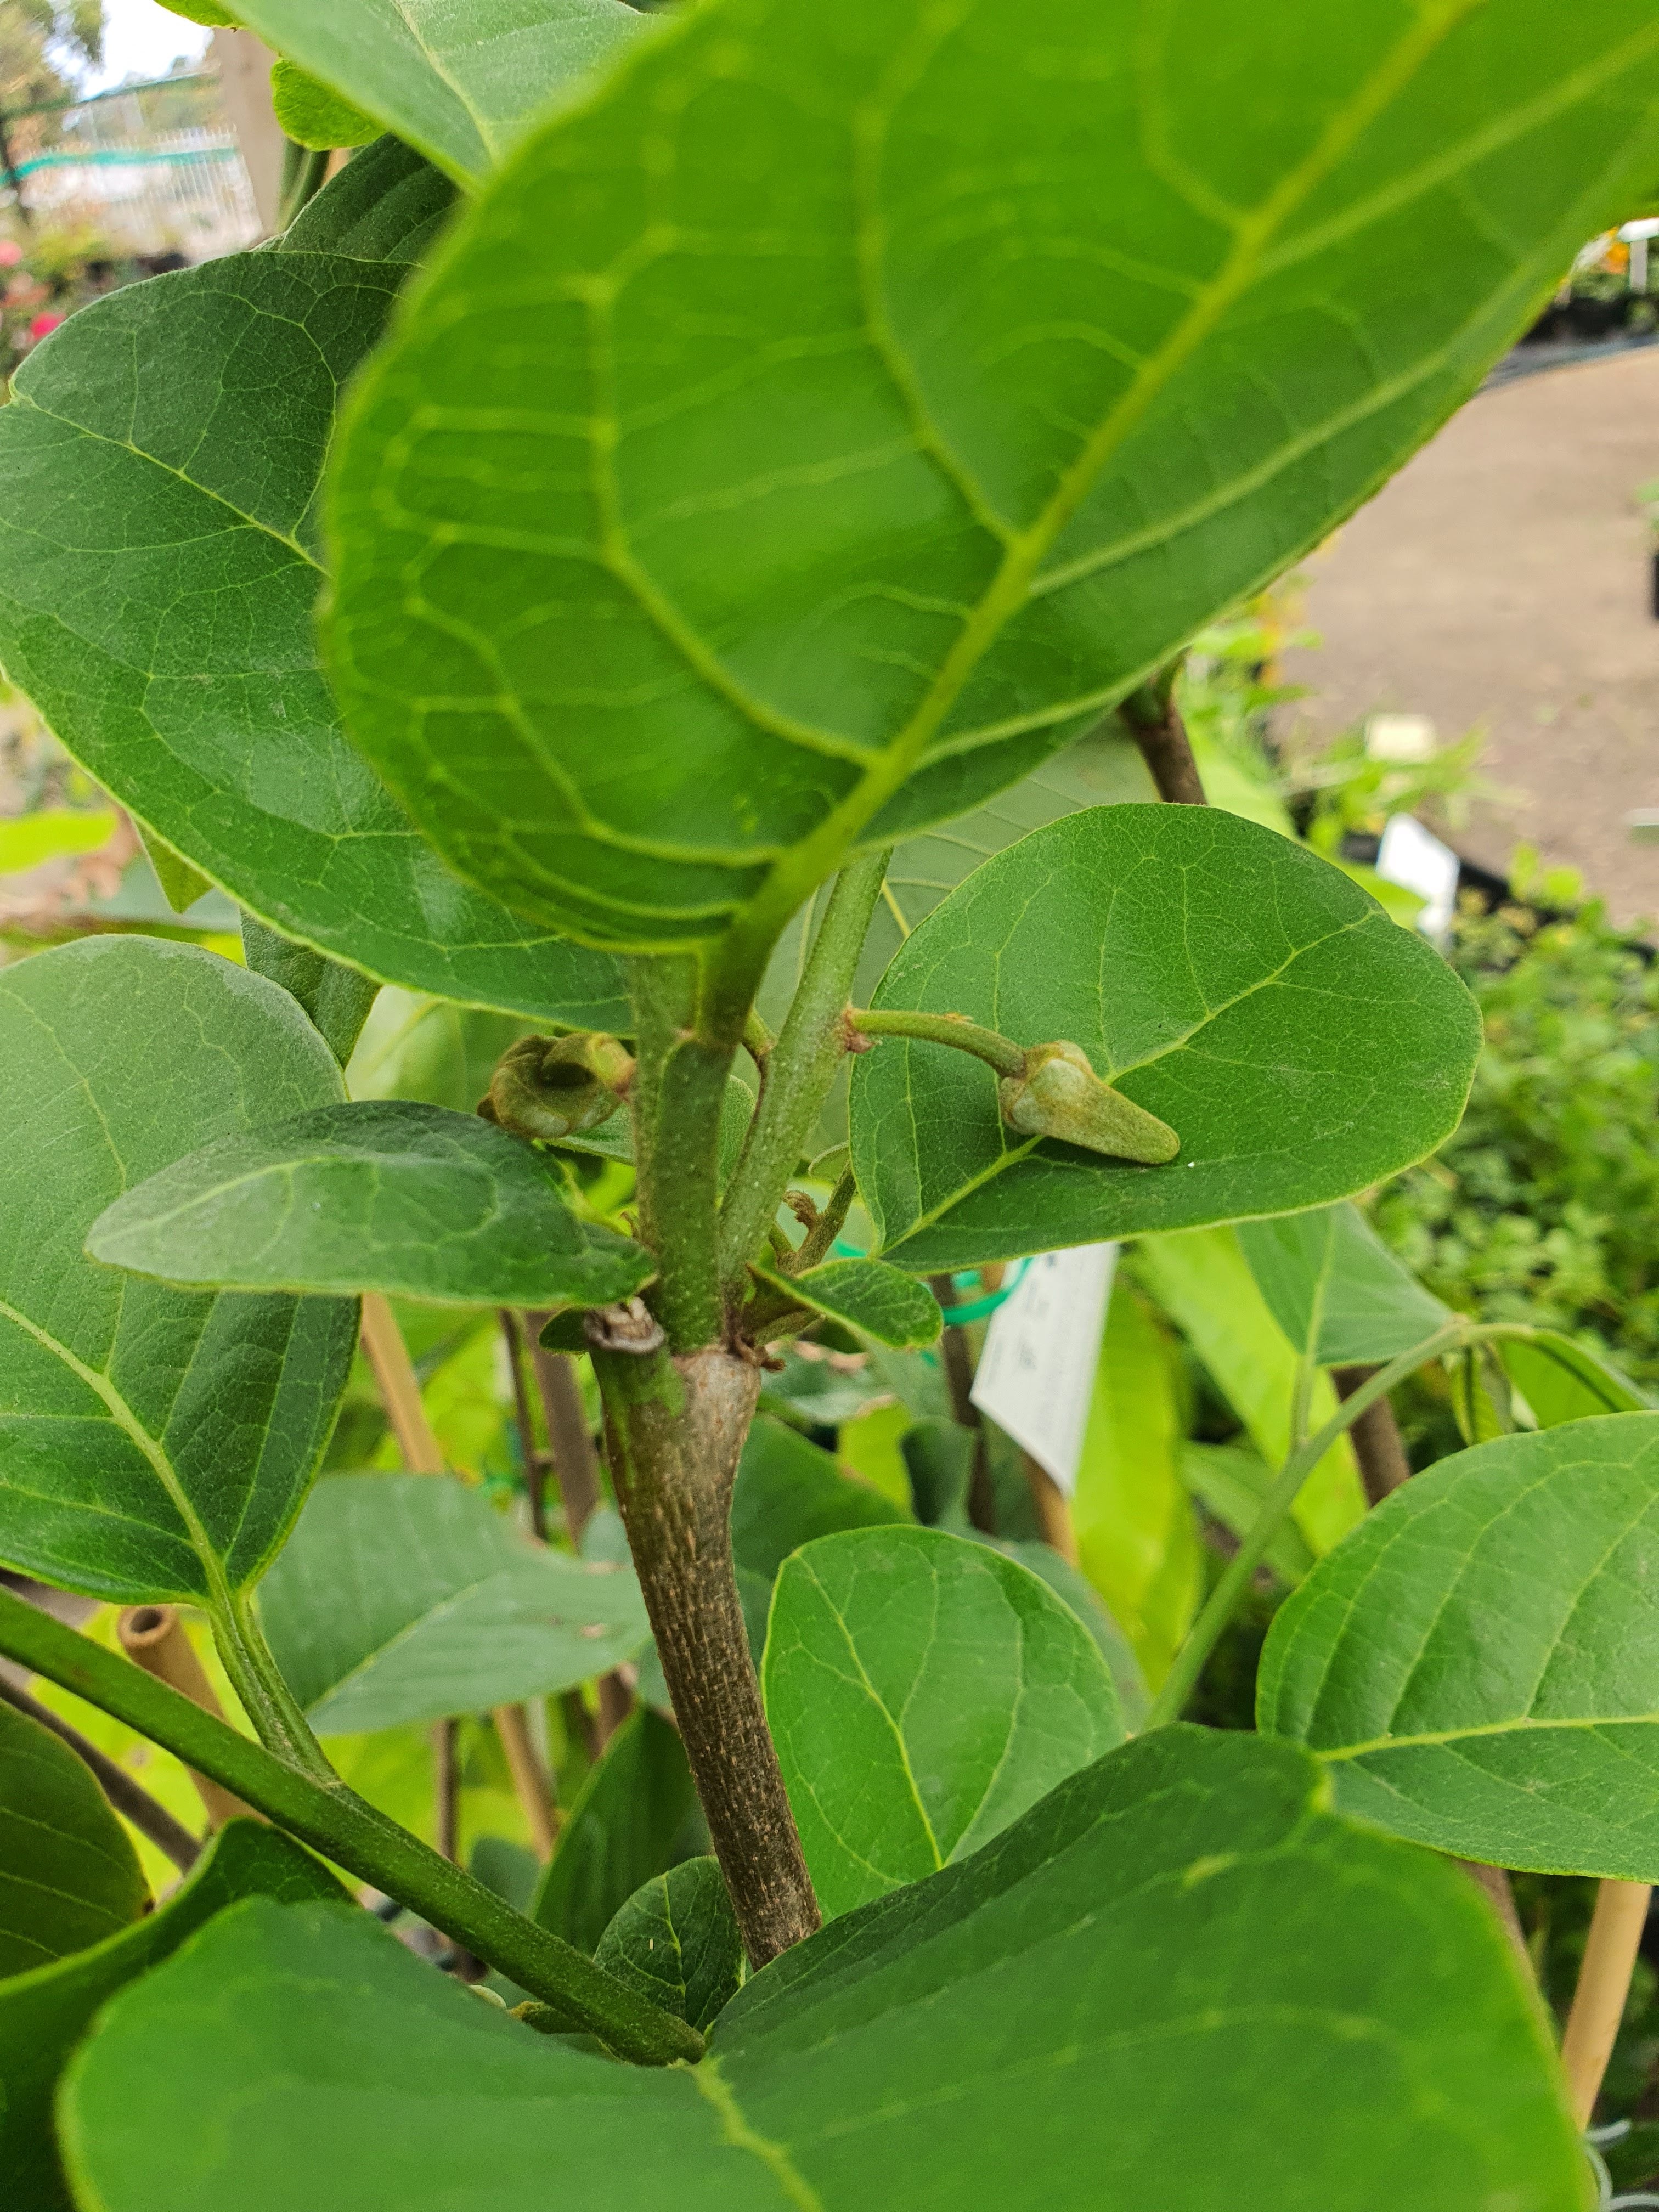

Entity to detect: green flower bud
[484,1032,635,1141]
[997,1041,1180,1165]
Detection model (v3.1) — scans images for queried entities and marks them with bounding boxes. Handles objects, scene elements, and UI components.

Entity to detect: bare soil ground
[1280,347,1659,927]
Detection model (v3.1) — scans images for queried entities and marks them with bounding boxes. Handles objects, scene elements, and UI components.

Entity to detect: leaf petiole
[0,1586,703,2066]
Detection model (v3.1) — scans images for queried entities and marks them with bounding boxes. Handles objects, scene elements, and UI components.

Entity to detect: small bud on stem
[484,1032,636,1141]
[998,1040,1180,1164]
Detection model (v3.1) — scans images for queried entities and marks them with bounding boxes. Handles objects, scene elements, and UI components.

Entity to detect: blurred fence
[0,72,259,259]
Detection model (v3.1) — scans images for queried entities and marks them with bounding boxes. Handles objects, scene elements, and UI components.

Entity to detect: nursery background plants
[3,2,1659,2207]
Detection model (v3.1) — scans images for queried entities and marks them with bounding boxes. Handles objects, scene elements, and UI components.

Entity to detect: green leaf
[0,938,357,1604]
[1134,1226,1365,1556]
[852,809,1479,1272]
[325,0,1659,952]
[0,1702,146,1979]
[1181,1441,1316,1586]
[270,58,382,149]
[1259,1411,1659,1878]
[134,823,215,919]
[241,913,382,1069]
[234,0,647,184]
[0,1821,339,2212]
[280,134,457,263]
[730,1416,909,1585]
[88,1101,654,1312]
[0,246,627,1029]
[763,1525,1122,1919]
[752,1257,941,1350]
[593,1858,741,2034]
[1073,1277,1201,1685]
[1501,1330,1651,1427]
[64,1730,1584,2210]
[0,806,116,874]
[1236,1202,1450,1366]
[256,1474,650,1733]
[531,1708,702,1954]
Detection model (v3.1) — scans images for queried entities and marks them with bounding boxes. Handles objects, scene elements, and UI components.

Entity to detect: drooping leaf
[234,0,648,184]
[325,0,1659,951]
[0,938,356,1604]
[65,1731,1583,2210]
[593,1857,742,2035]
[256,1474,650,1733]
[135,823,215,918]
[1236,1203,1450,1367]
[852,809,1479,1272]
[270,58,382,149]
[1073,1277,1201,1686]
[0,1702,146,1979]
[531,1708,703,1955]
[730,1417,909,1587]
[280,133,457,263]
[88,1101,654,1312]
[752,1257,941,1350]
[1501,1330,1650,1427]
[0,1821,339,2212]
[763,1525,1121,1919]
[1135,1226,1365,1556]
[0,244,627,1028]
[1260,1412,1659,1879]
[241,913,382,1069]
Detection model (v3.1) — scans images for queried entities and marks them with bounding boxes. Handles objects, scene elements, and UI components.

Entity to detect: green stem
[845,1005,1028,1080]
[1146,1320,1538,1728]
[0,1587,702,2066]
[214,1590,337,1787]
[790,1164,857,1273]
[717,851,889,1292]
[628,955,734,1352]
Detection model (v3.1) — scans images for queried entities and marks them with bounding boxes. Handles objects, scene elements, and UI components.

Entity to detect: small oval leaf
[594,1857,741,2033]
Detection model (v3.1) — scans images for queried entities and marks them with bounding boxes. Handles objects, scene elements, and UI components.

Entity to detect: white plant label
[970,1244,1119,1497]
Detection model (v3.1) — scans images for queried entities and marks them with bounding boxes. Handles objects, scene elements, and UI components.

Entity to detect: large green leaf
[0,1702,146,1979]
[1260,1411,1659,1878]
[0,1821,338,2212]
[1236,1203,1450,1366]
[256,1474,650,1733]
[852,809,1479,1273]
[1073,1277,1201,1686]
[280,135,457,264]
[233,0,647,185]
[0,240,626,1028]
[63,1730,1583,2210]
[763,1526,1121,1919]
[88,1101,653,1312]
[531,1708,703,1954]
[0,939,357,1605]
[593,1858,742,2035]
[325,0,1659,950]
[730,1417,909,1585]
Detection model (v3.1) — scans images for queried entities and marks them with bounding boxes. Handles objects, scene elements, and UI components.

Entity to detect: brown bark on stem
[526,1327,603,1542]
[1332,1364,1414,1504]
[1118,680,1207,805]
[360,1294,444,1473]
[593,1334,819,1967]
[499,1310,549,1541]
[929,1277,996,1533]
[1561,1878,1651,2126]
[493,1704,558,1859]
[117,1606,257,1829]
[1455,1858,1532,1976]
[432,1717,460,1862]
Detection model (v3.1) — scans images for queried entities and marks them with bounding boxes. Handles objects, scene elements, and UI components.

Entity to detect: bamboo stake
[116,1606,257,1827]
[1561,1878,1651,2127]
[360,1293,444,1473]
[492,1704,558,1859]
[1022,1454,1079,1565]
[433,1717,460,1862]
